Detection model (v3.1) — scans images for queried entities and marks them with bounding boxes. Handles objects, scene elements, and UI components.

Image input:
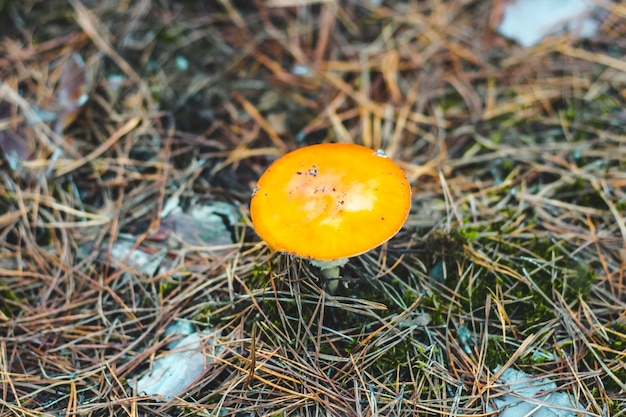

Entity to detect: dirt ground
[1,1,625,416]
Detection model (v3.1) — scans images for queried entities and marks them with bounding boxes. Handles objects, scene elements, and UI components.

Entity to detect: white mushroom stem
[310,258,349,281]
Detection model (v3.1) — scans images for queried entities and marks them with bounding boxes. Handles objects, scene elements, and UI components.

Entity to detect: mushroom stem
[321,265,340,278]
[310,258,349,272]
[310,258,348,293]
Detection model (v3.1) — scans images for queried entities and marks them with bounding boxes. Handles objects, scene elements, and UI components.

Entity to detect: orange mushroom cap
[250,143,411,261]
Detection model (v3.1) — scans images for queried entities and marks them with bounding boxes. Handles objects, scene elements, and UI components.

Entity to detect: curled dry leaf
[488,366,585,416]
[496,0,607,47]
[0,117,33,172]
[156,200,238,251]
[134,331,222,400]
[53,52,89,132]
[82,236,171,276]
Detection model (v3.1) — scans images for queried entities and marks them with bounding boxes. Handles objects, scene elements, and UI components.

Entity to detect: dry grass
[1,1,625,416]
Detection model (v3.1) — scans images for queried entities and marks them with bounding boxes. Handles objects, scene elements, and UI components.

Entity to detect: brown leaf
[0,104,33,171]
[53,52,89,131]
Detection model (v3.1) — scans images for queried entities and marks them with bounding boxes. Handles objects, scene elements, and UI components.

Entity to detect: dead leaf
[135,331,222,400]
[496,0,607,47]
[0,120,33,171]
[53,52,89,131]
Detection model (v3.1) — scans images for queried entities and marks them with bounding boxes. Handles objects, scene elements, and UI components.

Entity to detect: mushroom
[250,143,411,287]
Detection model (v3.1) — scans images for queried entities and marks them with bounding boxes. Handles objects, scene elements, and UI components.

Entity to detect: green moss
[0,285,20,302]
[156,22,188,43]
[419,295,446,327]
[521,302,555,328]
[244,263,272,289]
[553,177,608,210]
[430,229,471,257]
[600,357,626,397]
[400,283,420,306]
[608,400,624,415]
[490,132,503,145]
[159,279,178,296]
[471,231,594,329]
[369,338,413,375]
[563,100,578,123]
[0,284,22,318]
[559,264,594,299]
[483,338,518,369]
[422,229,471,283]
[603,322,626,391]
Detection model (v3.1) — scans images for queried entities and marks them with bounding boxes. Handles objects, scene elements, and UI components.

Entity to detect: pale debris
[105,237,168,276]
[135,331,221,400]
[164,320,195,349]
[160,197,238,250]
[496,0,606,47]
[488,366,585,416]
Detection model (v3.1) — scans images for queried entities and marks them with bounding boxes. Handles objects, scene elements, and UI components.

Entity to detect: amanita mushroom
[250,143,411,285]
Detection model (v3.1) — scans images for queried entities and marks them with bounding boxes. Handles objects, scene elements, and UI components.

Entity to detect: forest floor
[0,1,625,416]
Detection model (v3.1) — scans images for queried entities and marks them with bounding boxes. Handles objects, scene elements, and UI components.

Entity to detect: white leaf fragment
[106,238,167,276]
[164,320,196,349]
[135,331,221,400]
[162,201,238,249]
[488,366,585,416]
[497,0,607,47]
